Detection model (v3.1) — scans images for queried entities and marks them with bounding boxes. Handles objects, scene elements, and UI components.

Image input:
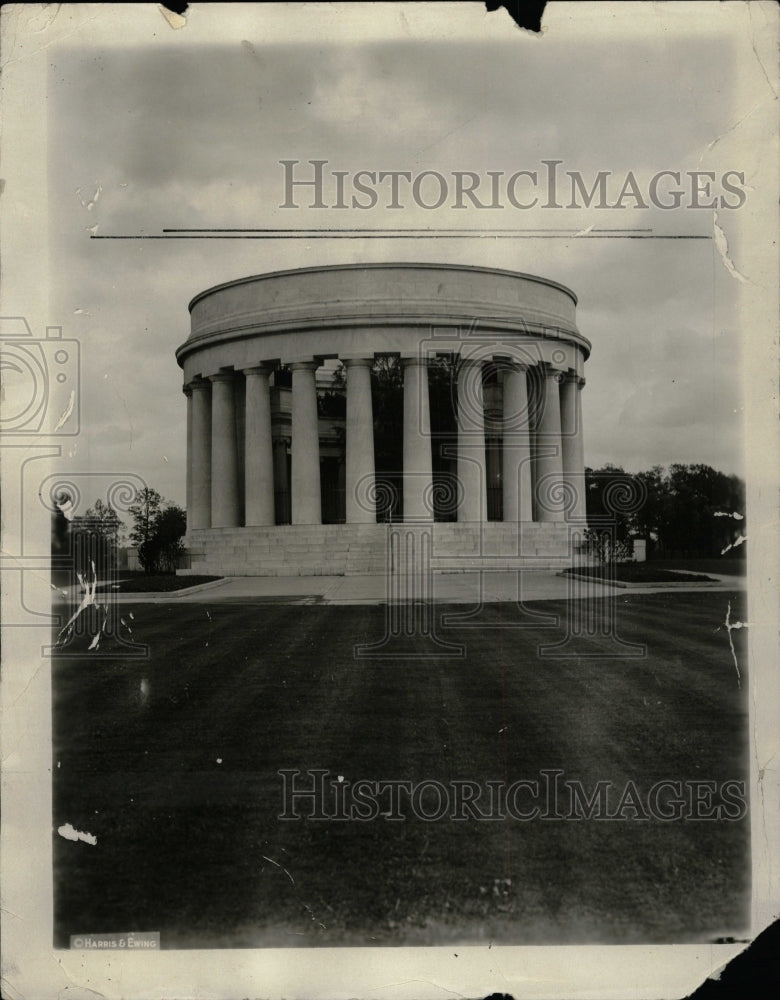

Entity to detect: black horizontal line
[162,227,655,234]
[91,234,711,240]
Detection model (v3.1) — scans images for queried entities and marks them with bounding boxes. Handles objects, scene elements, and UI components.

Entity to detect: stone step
[187,521,574,577]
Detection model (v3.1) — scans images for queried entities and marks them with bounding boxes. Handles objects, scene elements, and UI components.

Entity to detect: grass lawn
[564,564,715,583]
[96,573,222,593]
[52,590,749,948]
[653,558,746,577]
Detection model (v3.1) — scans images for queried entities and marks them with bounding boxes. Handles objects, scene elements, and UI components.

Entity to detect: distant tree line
[51,384,743,576]
[586,463,745,559]
[52,487,187,578]
[279,360,747,552]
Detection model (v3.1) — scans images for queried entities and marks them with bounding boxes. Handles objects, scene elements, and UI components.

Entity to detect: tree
[584,463,746,560]
[127,488,187,574]
[50,491,76,588]
[51,490,73,557]
[128,487,164,573]
[630,465,666,557]
[55,497,125,580]
[146,505,187,574]
[84,498,123,547]
[660,463,745,557]
[273,364,292,388]
[585,464,633,542]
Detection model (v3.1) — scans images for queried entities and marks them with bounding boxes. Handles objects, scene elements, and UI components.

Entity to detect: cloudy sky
[46,4,753,511]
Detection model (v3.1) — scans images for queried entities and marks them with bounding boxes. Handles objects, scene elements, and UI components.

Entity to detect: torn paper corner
[159,5,187,31]
[713,211,748,283]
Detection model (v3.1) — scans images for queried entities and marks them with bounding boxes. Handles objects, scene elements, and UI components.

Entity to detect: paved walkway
[80,571,746,606]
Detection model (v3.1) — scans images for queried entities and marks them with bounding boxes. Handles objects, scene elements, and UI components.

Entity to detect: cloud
[47,32,745,505]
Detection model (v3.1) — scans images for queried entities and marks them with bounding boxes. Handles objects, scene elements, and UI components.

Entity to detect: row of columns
[184,358,585,530]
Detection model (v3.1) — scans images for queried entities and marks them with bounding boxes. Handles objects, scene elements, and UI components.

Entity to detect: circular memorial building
[176,263,590,577]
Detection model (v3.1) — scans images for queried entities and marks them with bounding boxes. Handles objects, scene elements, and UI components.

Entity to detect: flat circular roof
[178,261,589,372]
[188,261,578,313]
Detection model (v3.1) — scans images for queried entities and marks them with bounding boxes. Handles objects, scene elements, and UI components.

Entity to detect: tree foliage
[84,498,123,546]
[148,505,187,574]
[129,487,186,574]
[51,496,125,580]
[129,488,162,550]
[586,463,745,559]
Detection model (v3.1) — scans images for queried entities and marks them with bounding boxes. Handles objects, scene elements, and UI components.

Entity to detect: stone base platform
[181,522,580,577]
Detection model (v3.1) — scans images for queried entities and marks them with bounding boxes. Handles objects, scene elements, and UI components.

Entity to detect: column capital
[242,363,274,378]
[456,355,484,370]
[182,383,192,397]
[288,360,319,373]
[540,361,565,382]
[500,359,530,373]
[401,355,430,368]
[188,378,211,393]
[341,356,374,369]
[208,371,236,384]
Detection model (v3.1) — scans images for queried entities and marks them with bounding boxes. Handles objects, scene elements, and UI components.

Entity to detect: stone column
[529,368,543,522]
[502,363,533,521]
[402,357,433,521]
[243,365,275,526]
[189,380,212,529]
[209,372,240,528]
[344,357,376,523]
[535,364,565,523]
[574,376,586,523]
[290,361,321,524]
[456,358,487,522]
[183,384,193,522]
[560,372,586,522]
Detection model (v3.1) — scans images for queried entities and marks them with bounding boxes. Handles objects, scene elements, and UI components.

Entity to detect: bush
[584,529,633,565]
